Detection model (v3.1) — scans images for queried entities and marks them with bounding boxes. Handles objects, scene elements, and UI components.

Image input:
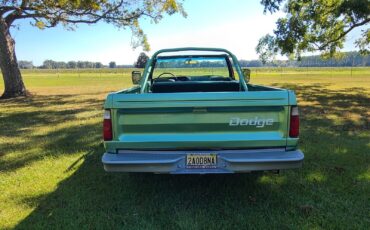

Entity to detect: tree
[18,60,33,69]
[134,52,149,68]
[257,0,370,62]
[56,61,67,69]
[95,62,103,68]
[0,0,186,99]
[67,61,77,69]
[42,59,56,69]
[77,61,85,69]
[109,61,116,68]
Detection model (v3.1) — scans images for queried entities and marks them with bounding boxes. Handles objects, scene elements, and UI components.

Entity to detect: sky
[11,0,365,66]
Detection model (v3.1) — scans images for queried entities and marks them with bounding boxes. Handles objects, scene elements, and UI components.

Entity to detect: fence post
[279,66,281,77]
[306,66,308,77]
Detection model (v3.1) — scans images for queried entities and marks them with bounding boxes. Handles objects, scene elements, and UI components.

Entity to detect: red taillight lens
[103,110,113,141]
[289,106,299,138]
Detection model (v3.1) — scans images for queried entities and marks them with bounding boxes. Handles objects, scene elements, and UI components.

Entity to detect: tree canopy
[109,61,116,68]
[1,0,186,50]
[134,52,149,68]
[0,0,186,98]
[257,0,370,62]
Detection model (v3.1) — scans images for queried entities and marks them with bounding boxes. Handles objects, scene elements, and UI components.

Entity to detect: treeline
[18,60,133,69]
[41,60,104,69]
[240,51,370,67]
[156,61,226,68]
[18,51,370,69]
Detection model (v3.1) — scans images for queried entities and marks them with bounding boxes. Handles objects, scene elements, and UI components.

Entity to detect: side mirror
[242,68,251,83]
[131,71,141,85]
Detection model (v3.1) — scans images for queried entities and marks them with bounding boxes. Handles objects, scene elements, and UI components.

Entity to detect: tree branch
[2,0,35,24]
[20,0,29,8]
[319,18,370,50]
[3,0,129,27]
[62,11,145,26]
[0,6,18,16]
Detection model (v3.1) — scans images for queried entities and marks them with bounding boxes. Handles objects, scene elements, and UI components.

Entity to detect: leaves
[256,34,278,63]
[35,21,45,29]
[260,0,284,14]
[0,0,187,51]
[257,0,370,62]
[355,29,370,55]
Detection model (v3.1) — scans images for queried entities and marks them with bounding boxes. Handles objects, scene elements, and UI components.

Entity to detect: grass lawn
[0,68,369,229]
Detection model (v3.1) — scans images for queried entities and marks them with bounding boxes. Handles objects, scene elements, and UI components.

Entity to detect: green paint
[104,48,299,152]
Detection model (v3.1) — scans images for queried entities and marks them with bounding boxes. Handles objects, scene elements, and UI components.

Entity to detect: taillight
[103,109,113,141]
[289,106,299,138]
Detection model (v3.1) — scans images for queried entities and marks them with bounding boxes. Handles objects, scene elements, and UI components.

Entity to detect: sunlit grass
[0,67,369,229]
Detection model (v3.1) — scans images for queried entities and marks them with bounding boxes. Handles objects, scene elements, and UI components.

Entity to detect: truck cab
[102,47,304,174]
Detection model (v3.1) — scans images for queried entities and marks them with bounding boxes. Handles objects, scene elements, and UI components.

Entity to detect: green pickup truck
[102,47,304,174]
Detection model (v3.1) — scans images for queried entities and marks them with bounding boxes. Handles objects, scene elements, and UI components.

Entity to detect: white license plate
[186,154,217,168]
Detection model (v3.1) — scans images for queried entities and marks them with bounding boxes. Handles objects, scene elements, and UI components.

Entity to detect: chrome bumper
[102,148,304,174]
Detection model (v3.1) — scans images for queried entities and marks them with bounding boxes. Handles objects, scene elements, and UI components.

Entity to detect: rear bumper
[102,148,304,174]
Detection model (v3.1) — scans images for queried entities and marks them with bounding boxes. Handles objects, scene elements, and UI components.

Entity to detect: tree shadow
[0,94,103,172]
[5,84,370,229]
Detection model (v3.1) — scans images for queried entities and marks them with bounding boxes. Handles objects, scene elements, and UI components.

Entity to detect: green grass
[0,68,369,229]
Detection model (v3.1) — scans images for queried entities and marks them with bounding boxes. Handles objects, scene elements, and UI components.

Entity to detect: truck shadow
[9,84,370,229]
[14,147,281,229]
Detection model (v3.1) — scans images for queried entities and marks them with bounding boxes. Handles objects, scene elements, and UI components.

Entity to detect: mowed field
[0,68,369,229]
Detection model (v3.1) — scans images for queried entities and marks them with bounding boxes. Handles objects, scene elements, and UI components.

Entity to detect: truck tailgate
[106,91,290,151]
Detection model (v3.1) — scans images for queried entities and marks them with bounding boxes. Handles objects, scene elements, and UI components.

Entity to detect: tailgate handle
[192,107,208,113]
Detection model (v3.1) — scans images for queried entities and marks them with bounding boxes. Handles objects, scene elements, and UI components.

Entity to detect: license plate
[186,154,217,168]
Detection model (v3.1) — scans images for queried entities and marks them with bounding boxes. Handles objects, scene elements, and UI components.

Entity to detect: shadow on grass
[6,85,370,229]
[0,94,103,137]
[0,94,103,172]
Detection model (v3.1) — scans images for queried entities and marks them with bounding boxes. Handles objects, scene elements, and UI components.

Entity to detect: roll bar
[140,47,248,93]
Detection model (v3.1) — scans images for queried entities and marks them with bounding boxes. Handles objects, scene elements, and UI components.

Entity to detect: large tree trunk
[0,19,26,99]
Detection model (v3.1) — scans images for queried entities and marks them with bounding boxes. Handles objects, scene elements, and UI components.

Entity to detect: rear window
[152,56,232,80]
